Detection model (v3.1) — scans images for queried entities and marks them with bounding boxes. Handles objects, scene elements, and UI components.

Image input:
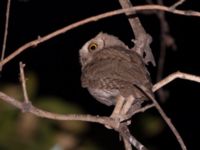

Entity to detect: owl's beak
[80,57,87,66]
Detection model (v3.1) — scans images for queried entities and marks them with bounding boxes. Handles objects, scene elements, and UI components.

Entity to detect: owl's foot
[104,95,124,129]
[110,95,136,122]
[110,95,125,120]
[120,95,136,116]
[105,95,136,129]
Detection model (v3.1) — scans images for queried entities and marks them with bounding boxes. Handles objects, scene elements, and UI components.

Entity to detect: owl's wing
[81,47,153,96]
[108,47,153,95]
[130,51,153,95]
[105,48,151,82]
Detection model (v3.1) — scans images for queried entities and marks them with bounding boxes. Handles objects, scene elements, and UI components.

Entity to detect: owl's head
[79,32,128,67]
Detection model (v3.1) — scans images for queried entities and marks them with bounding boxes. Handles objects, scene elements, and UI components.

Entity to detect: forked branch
[0,71,199,149]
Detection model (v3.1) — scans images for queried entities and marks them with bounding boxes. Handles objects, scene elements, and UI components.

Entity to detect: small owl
[79,32,153,108]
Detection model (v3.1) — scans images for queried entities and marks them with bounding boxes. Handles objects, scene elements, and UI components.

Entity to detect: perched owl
[79,32,153,109]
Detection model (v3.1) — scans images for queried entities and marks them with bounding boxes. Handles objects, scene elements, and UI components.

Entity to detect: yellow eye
[88,43,98,51]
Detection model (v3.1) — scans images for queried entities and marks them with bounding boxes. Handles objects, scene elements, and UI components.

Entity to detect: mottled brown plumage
[79,32,153,107]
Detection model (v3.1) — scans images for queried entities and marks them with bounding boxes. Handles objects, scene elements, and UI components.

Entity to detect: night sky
[1,0,200,150]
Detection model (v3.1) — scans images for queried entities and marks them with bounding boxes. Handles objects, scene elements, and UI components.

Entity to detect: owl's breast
[88,88,119,106]
[81,62,124,106]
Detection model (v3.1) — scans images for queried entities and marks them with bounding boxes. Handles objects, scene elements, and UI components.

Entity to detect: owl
[79,32,153,115]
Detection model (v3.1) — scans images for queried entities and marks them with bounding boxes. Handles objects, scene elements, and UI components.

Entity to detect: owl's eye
[88,42,98,52]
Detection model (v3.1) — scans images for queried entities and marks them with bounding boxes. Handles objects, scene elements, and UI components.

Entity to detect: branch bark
[152,0,176,102]
[1,2,200,149]
[119,0,156,66]
[0,71,197,149]
[153,71,200,92]
[1,4,200,67]
[0,0,11,71]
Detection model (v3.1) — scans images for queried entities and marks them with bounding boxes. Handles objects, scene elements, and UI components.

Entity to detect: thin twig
[0,0,11,71]
[1,4,200,67]
[156,0,168,79]
[150,70,200,149]
[151,96,187,150]
[19,62,32,112]
[151,71,200,149]
[153,71,200,92]
[136,85,187,150]
[19,62,29,103]
[155,0,176,102]
[123,103,155,121]
[170,0,186,9]
[131,103,155,115]
[119,123,148,150]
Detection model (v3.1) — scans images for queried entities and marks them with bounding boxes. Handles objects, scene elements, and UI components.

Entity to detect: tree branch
[138,86,187,150]
[119,123,148,150]
[118,0,146,39]
[1,70,198,149]
[19,62,29,103]
[0,0,11,71]
[152,0,177,102]
[0,89,153,150]
[1,4,200,67]
[153,71,200,92]
[1,2,200,149]
[170,0,186,9]
[19,62,33,112]
[0,90,118,127]
[119,0,156,66]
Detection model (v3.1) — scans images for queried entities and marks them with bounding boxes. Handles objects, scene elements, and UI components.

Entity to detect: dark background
[0,0,200,150]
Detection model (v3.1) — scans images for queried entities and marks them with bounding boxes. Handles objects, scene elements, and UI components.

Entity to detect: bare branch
[1,4,200,67]
[0,0,11,71]
[0,62,155,150]
[119,123,148,150]
[151,95,187,150]
[19,62,29,103]
[118,0,146,39]
[123,103,155,121]
[154,0,177,102]
[117,2,189,149]
[0,2,199,148]
[0,89,152,149]
[170,0,186,9]
[153,71,200,92]
[150,71,200,150]
[0,91,118,127]
[136,85,187,150]
[19,62,32,112]
[119,0,156,66]
[1,70,198,149]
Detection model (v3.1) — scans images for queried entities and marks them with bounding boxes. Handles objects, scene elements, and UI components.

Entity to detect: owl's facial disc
[80,38,104,67]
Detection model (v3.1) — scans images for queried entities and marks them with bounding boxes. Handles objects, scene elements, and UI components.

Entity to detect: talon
[121,95,135,115]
